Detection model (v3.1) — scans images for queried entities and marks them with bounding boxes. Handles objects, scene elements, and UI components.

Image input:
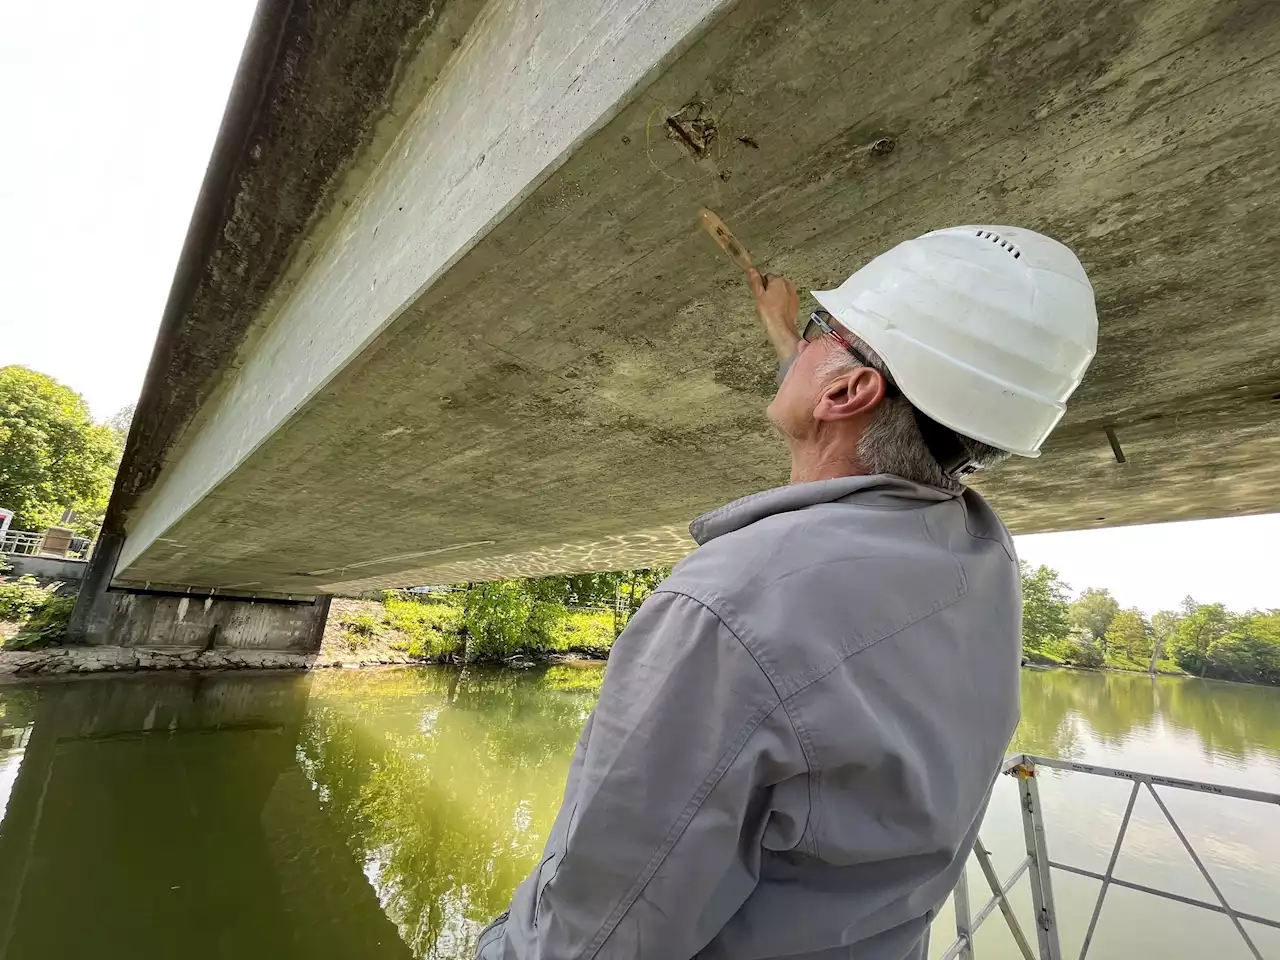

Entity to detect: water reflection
[0,665,1275,960]
[1013,667,1280,765]
[297,666,600,958]
[0,673,412,960]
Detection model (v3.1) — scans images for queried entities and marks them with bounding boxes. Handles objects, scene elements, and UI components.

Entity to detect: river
[0,665,1276,959]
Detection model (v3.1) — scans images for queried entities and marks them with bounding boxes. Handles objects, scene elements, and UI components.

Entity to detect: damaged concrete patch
[666,99,718,158]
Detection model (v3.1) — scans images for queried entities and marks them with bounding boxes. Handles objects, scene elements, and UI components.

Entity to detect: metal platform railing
[940,754,1280,960]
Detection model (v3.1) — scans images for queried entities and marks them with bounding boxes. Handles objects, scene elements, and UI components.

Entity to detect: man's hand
[748,268,801,360]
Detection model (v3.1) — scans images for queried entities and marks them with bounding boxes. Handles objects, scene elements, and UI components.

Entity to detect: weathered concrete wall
[4,554,88,582]
[80,591,330,651]
[110,0,1280,594]
[69,534,330,651]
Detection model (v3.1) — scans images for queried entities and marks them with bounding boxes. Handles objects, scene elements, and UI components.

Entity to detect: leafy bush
[339,611,384,650]
[1069,638,1105,668]
[362,572,670,664]
[8,594,75,649]
[382,593,463,660]
[0,577,51,621]
[524,601,567,650]
[1041,636,1104,668]
[462,581,536,659]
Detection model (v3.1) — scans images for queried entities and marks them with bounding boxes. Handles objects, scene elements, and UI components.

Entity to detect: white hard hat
[811,225,1098,457]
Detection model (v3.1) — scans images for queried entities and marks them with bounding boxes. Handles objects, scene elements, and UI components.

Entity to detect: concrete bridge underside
[104,0,1280,598]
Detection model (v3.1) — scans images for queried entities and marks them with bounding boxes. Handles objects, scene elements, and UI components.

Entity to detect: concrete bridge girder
[94,0,1280,604]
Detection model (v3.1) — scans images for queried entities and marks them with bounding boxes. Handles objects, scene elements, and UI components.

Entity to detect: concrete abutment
[69,535,330,651]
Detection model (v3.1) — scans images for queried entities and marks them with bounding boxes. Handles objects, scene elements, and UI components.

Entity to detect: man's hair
[816,334,1010,490]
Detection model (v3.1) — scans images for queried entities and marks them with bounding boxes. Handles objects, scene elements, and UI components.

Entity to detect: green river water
[0,665,1276,959]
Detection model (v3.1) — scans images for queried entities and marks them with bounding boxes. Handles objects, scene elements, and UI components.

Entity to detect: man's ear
[813,367,887,422]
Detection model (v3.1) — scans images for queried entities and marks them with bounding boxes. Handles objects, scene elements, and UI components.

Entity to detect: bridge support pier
[68,534,330,652]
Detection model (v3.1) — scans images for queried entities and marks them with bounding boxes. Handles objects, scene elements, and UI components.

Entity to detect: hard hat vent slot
[975,229,1021,259]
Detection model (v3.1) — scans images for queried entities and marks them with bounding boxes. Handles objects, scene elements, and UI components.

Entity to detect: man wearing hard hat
[478,226,1097,960]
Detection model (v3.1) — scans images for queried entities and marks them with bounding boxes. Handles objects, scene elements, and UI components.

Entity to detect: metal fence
[0,531,93,561]
[940,754,1280,960]
[0,532,43,556]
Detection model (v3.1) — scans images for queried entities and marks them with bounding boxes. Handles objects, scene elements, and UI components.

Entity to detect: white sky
[1015,515,1280,615]
[2,2,1277,615]
[0,1,258,420]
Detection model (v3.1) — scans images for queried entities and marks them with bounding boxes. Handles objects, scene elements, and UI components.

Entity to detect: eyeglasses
[802,310,900,396]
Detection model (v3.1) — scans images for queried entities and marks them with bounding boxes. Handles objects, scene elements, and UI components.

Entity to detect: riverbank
[0,597,610,679]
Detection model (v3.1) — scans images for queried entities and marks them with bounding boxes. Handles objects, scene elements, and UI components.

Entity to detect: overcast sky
[1,0,258,420]
[2,2,1276,615]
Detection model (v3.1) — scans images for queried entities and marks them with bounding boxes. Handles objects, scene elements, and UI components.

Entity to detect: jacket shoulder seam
[955,497,1016,563]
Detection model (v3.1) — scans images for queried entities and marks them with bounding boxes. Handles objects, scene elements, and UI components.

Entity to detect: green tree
[1070,587,1120,651]
[1168,601,1234,677]
[1150,609,1181,668]
[0,366,122,536]
[460,580,534,660]
[452,566,673,660]
[1020,563,1071,650]
[1205,611,1280,685]
[1104,608,1152,664]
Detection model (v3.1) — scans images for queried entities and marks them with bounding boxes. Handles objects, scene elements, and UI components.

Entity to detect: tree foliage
[1104,608,1152,664]
[1015,574,1280,684]
[1070,588,1121,649]
[377,566,674,664]
[106,402,135,437]
[1208,612,1280,685]
[1157,601,1280,685]
[0,366,123,536]
[1020,563,1071,649]
[1167,601,1234,677]
[1014,580,1280,685]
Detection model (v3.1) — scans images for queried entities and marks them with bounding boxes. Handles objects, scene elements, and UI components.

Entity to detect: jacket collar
[689,474,959,545]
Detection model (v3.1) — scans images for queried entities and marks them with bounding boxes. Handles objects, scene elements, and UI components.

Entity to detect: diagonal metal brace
[1145,782,1263,960]
[973,839,1037,960]
[1077,780,1140,960]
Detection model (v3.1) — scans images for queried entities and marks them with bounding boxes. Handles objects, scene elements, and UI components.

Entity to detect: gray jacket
[477,475,1021,960]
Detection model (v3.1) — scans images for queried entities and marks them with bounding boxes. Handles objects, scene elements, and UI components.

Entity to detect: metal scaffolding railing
[939,754,1280,960]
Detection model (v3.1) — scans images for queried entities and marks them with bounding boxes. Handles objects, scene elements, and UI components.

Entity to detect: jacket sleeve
[511,589,808,960]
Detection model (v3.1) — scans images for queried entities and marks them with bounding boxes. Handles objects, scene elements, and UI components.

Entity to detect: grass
[1023,647,1065,666]
[1104,651,1185,675]
[1023,642,1187,676]
[339,611,383,650]
[549,610,615,657]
